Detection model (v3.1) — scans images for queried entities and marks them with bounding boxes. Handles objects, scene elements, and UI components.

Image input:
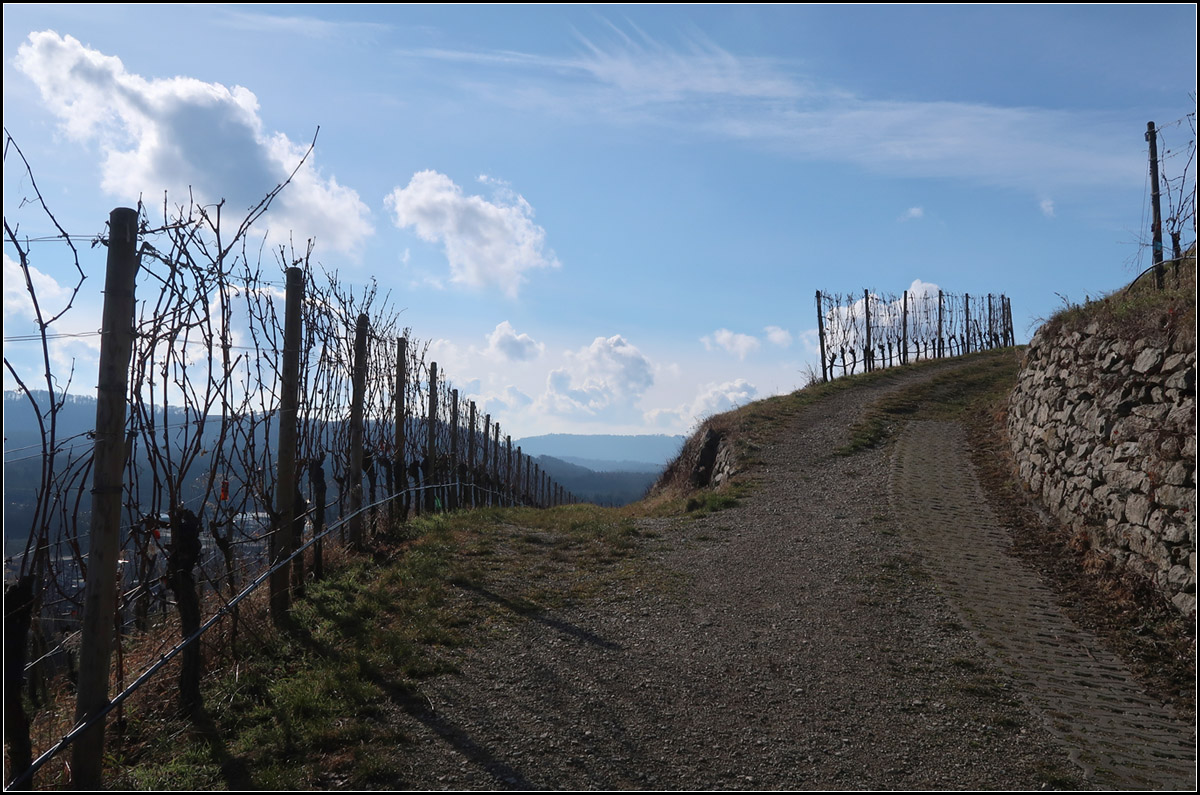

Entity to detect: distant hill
[533,455,658,507]
[515,434,685,470]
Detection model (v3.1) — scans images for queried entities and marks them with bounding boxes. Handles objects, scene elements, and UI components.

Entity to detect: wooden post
[348,313,369,548]
[467,401,476,507]
[270,266,303,622]
[901,290,909,366]
[506,436,513,506]
[72,207,139,789]
[1147,122,1165,288]
[815,291,828,383]
[481,413,491,506]
[987,294,995,349]
[449,389,459,510]
[963,294,971,355]
[937,290,944,358]
[394,336,408,522]
[526,457,532,506]
[426,362,438,513]
[493,422,501,504]
[863,289,872,372]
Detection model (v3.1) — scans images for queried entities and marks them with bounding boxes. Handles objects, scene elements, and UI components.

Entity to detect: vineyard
[3,137,574,788]
[815,288,1014,381]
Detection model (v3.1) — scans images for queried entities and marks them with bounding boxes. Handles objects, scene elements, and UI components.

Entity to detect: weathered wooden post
[863,289,873,372]
[937,290,944,358]
[348,313,369,548]
[72,207,139,789]
[481,412,491,506]
[271,266,303,622]
[815,291,828,383]
[449,389,459,511]
[1147,122,1165,289]
[394,336,408,523]
[506,436,513,506]
[963,294,971,355]
[493,422,501,504]
[467,401,477,507]
[901,290,909,366]
[425,362,438,513]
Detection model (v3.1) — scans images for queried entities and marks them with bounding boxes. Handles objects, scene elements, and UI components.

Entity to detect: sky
[3,4,1196,439]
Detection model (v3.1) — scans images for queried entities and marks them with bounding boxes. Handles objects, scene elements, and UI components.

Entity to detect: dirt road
[384,361,1196,789]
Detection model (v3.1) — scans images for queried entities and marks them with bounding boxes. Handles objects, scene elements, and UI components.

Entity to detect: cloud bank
[15,30,373,254]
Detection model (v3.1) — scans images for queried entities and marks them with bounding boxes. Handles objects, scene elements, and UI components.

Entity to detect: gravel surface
[378,365,1195,790]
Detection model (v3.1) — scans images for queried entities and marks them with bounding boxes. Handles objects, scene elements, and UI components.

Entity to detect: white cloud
[384,170,559,298]
[900,206,924,221]
[15,31,373,255]
[485,321,543,362]
[702,328,760,360]
[645,378,759,431]
[540,334,653,418]
[906,278,940,298]
[764,325,792,348]
[3,255,72,321]
[1040,198,1055,218]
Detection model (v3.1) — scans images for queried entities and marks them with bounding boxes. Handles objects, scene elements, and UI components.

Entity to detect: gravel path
[891,420,1195,790]
[382,365,1195,790]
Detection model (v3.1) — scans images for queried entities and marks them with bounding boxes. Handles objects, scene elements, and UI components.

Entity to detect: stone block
[1131,345,1164,375]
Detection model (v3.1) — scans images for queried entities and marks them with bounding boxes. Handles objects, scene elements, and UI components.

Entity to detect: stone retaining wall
[1007,319,1196,616]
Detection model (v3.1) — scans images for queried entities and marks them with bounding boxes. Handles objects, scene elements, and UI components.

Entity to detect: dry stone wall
[1007,319,1196,616]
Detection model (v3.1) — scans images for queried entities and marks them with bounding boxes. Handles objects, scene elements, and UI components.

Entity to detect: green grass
[837,348,1023,455]
[107,499,673,788]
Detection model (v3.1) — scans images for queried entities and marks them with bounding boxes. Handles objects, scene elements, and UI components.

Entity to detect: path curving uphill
[386,357,1195,790]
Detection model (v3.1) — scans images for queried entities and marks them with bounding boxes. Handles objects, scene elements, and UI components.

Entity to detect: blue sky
[3,4,1196,438]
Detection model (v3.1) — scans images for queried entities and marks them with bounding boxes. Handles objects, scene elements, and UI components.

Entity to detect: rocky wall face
[1007,320,1197,617]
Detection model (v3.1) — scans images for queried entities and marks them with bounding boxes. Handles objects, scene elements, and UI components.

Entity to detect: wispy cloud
[15,31,373,255]
[406,23,1142,194]
[1040,198,1056,218]
[900,206,925,222]
[702,328,760,360]
[764,325,793,348]
[385,170,559,298]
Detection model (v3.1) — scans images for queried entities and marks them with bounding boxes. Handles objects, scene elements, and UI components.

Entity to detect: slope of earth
[109,350,1195,790]
[371,351,1194,790]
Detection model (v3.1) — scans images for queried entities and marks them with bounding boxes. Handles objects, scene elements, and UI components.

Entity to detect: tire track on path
[891,419,1196,789]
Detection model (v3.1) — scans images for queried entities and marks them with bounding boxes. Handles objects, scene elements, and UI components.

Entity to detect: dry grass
[1040,249,1196,347]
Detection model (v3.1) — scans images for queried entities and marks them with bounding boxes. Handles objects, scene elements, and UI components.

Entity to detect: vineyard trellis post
[937,291,944,358]
[481,413,491,506]
[492,422,501,504]
[425,362,438,513]
[71,207,140,789]
[270,266,303,623]
[1147,121,1165,289]
[901,290,909,366]
[348,313,369,549]
[815,291,828,383]
[863,289,873,373]
[449,389,460,511]
[467,401,477,508]
[963,294,971,355]
[394,336,407,524]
